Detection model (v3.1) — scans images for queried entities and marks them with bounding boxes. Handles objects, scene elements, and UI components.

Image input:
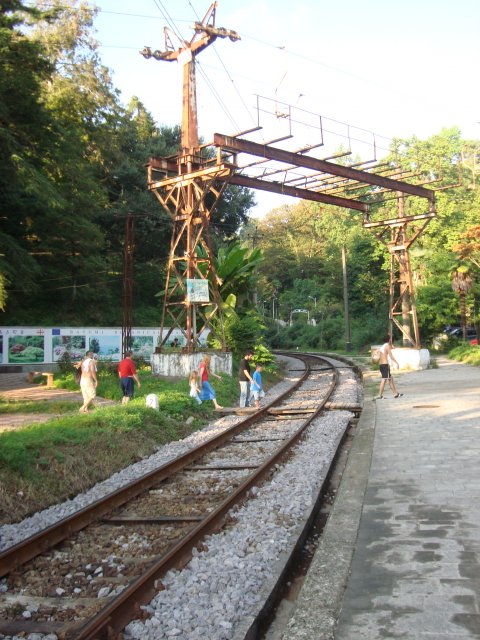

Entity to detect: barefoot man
[377,334,403,399]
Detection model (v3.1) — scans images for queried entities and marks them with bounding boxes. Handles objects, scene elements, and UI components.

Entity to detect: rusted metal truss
[212,133,436,210]
[142,3,240,353]
[209,132,441,348]
[148,128,439,350]
[364,199,436,348]
[148,154,233,350]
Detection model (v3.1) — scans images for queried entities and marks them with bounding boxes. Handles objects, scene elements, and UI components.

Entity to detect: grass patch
[0,398,78,414]
[448,343,480,366]
[0,366,242,525]
[0,403,219,525]
[0,360,285,525]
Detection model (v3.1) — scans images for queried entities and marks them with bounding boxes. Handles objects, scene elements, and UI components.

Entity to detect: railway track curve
[0,353,363,639]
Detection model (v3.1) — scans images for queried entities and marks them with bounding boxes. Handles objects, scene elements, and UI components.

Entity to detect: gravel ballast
[0,356,363,640]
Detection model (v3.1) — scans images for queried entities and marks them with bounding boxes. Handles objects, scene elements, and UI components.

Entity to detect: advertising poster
[89,334,121,361]
[132,335,154,358]
[8,335,45,364]
[0,328,165,364]
[52,335,86,362]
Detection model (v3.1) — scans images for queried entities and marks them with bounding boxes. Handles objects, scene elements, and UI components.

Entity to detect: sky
[90,0,480,215]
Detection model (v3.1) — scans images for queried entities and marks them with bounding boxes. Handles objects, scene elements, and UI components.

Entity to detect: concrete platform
[285,356,480,639]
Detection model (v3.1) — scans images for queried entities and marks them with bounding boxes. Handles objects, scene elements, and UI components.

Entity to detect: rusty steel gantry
[143,2,444,352]
[210,134,438,349]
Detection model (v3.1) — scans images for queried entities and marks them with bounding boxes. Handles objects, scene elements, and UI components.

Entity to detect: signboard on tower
[186,279,210,303]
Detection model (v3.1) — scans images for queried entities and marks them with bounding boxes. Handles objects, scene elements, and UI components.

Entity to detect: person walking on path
[198,355,223,410]
[79,350,97,413]
[251,363,266,409]
[239,349,255,408]
[377,334,403,399]
[118,351,141,404]
[188,370,202,405]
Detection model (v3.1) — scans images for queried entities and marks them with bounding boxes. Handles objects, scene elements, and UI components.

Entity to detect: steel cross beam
[227,173,368,212]
[213,133,436,203]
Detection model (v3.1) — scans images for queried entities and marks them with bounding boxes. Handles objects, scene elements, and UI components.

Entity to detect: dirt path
[0,373,113,432]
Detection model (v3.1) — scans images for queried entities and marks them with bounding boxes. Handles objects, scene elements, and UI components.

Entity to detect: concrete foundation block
[150,351,232,378]
[371,347,430,370]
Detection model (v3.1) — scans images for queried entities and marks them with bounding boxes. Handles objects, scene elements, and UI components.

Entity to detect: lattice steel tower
[141,3,239,352]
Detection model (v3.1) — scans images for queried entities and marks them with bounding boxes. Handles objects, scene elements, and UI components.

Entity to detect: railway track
[0,353,362,639]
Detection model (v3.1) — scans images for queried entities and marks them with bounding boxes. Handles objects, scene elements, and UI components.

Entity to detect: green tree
[0,0,59,308]
[451,266,473,340]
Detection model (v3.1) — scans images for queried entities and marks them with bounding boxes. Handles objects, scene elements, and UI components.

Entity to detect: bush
[448,343,480,366]
[252,343,275,366]
[349,313,387,352]
[224,312,265,356]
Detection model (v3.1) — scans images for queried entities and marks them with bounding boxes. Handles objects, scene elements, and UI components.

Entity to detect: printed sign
[186,279,210,303]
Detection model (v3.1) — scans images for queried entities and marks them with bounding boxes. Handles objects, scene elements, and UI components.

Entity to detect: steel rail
[75,356,339,640]
[0,359,309,578]
[1,354,340,639]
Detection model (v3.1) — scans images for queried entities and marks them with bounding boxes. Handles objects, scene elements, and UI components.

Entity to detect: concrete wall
[151,351,233,378]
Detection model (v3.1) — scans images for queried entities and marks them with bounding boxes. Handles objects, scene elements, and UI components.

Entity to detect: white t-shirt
[81,358,95,374]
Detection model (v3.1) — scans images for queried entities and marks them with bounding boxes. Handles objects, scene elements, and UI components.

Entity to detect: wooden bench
[27,371,54,388]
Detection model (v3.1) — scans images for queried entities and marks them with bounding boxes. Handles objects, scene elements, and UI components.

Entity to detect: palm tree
[451,267,473,341]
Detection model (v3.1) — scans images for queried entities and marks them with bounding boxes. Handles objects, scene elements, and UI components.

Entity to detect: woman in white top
[79,351,98,413]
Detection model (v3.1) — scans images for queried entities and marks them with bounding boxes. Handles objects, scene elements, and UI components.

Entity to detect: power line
[196,61,240,132]
[152,0,186,44]
[9,277,122,293]
[185,0,201,22]
[25,2,177,20]
[30,2,397,147]
[26,270,114,283]
[30,1,424,123]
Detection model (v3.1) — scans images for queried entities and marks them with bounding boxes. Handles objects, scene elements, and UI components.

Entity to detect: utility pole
[341,244,352,352]
[122,214,134,357]
[396,194,414,346]
[142,3,240,352]
[249,225,261,307]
